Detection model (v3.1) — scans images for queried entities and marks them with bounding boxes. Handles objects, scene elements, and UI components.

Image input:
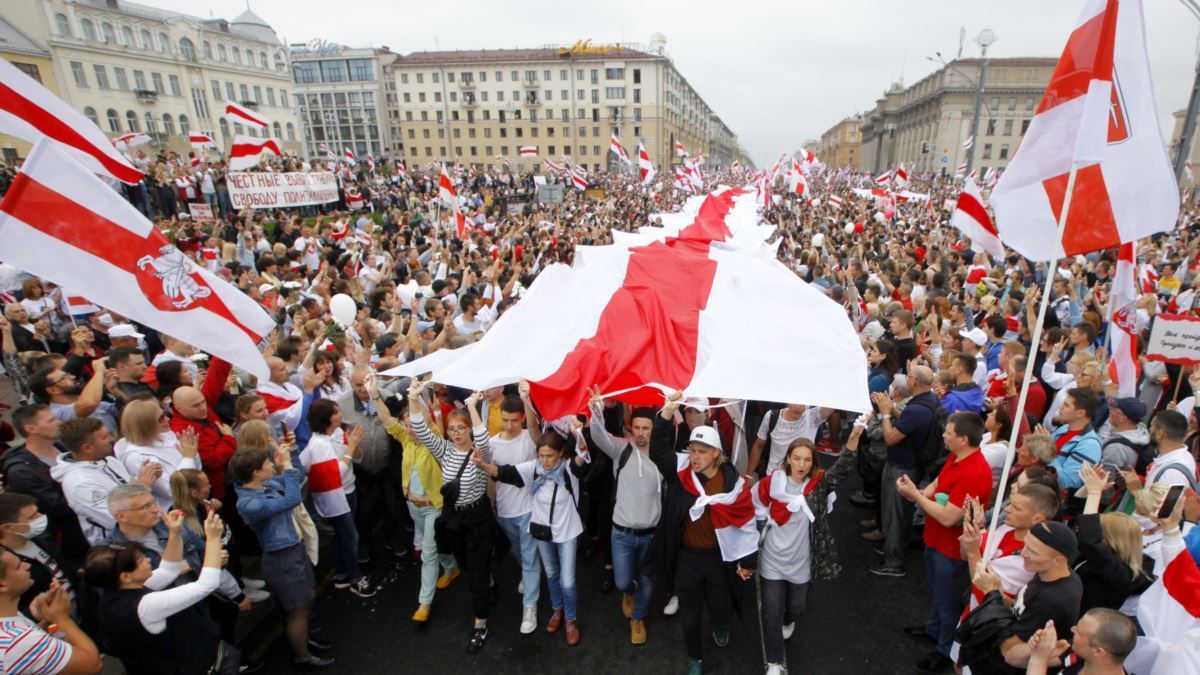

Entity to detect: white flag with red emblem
[0,142,274,378]
[229,135,282,170]
[990,0,1179,261]
[610,132,631,165]
[637,143,655,186]
[225,101,269,129]
[0,57,143,184]
[1108,242,1140,397]
[438,164,467,237]
[950,176,1004,258]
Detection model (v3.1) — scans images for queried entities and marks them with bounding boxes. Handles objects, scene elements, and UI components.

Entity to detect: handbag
[528,482,558,542]
[439,451,471,507]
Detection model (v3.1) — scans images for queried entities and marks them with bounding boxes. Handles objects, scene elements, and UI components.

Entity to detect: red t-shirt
[924,450,994,560]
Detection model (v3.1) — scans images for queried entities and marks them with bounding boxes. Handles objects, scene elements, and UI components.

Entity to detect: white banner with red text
[227,171,338,209]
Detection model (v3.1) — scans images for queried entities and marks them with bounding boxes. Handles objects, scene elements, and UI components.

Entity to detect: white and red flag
[438,164,467,238]
[112,132,152,150]
[256,380,304,433]
[1187,161,1195,184]
[395,159,407,176]
[731,160,742,173]
[674,166,691,193]
[1125,536,1200,674]
[610,132,631,165]
[675,141,689,158]
[955,162,968,176]
[874,171,891,186]
[190,155,202,170]
[571,166,588,191]
[0,141,274,378]
[950,176,1004,258]
[59,290,99,317]
[637,143,656,186]
[1108,242,1140,397]
[990,0,1179,261]
[189,133,217,150]
[0,57,143,184]
[343,148,356,164]
[677,452,757,561]
[827,195,844,208]
[543,157,566,174]
[962,135,974,151]
[787,160,809,197]
[519,146,538,158]
[318,143,330,155]
[894,165,909,189]
[225,100,269,129]
[1138,262,1159,294]
[229,135,282,170]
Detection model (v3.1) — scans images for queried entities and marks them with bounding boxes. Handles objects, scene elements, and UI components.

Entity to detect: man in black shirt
[1025,607,1137,675]
[890,310,918,366]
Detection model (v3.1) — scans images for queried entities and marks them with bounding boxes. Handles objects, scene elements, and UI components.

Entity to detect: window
[121,25,134,46]
[192,89,210,119]
[577,89,584,101]
[402,93,411,103]
[273,122,282,138]
[210,80,221,100]
[101,22,115,44]
[479,71,487,82]
[178,115,189,135]
[400,73,408,84]
[590,69,599,84]
[580,145,587,155]
[70,62,87,88]
[1000,144,1010,160]
[416,73,423,84]
[9,63,40,84]
[449,92,456,102]
[592,90,599,104]
[55,13,71,36]
[217,44,227,61]
[530,128,537,137]
[564,145,572,156]
[179,38,196,62]
[422,129,431,139]
[1025,96,1036,111]
[989,96,999,111]
[106,109,120,132]
[93,65,110,90]
[80,18,95,41]
[253,85,262,103]
[633,126,640,136]
[606,67,625,80]
[169,75,181,96]
[1003,119,1014,135]
[162,113,174,136]
[239,84,249,101]
[633,89,641,104]
[287,123,295,142]
[515,128,522,138]
[125,110,139,132]
[320,61,346,82]
[132,70,146,90]
[259,52,268,69]
[496,71,503,81]
[446,72,455,83]
[151,73,164,93]
[230,47,241,65]
[453,128,461,138]
[511,70,518,81]
[293,62,319,84]
[425,147,432,157]
[982,143,993,159]
[484,127,492,137]
[225,82,234,101]
[431,72,439,83]
[348,59,374,81]
[83,107,98,126]
[219,118,229,141]
[157,32,168,52]
[141,29,152,50]
[1007,97,1017,111]
[1021,119,1031,135]
[480,91,488,102]
[545,90,552,101]
[434,92,441,102]
[266,88,276,107]
[633,68,641,84]
[203,41,213,59]
[579,127,586,137]
[113,67,129,91]
[606,87,625,99]
[281,89,288,108]
[986,119,996,135]
[633,108,641,122]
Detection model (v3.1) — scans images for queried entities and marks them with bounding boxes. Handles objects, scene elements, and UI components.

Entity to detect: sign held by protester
[1146,314,1200,365]
[188,203,214,221]
[227,171,338,209]
[536,183,563,203]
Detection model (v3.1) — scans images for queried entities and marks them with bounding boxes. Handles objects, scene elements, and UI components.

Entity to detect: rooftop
[397,45,656,66]
[0,17,48,57]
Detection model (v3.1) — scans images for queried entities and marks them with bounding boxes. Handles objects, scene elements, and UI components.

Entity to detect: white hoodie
[49,454,131,545]
[114,432,201,509]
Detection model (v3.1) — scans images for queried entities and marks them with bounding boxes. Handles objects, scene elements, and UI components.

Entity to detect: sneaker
[686,658,703,675]
[860,529,884,542]
[622,593,635,619]
[663,595,679,616]
[384,543,408,557]
[520,604,537,635]
[712,625,729,647]
[332,577,351,590]
[467,626,488,654]
[436,568,461,589]
[868,563,906,577]
[564,619,580,646]
[630,619,647,645]
[242,577,267,590]
[293,655,336,671]
[782,622,795,640]
[915,651,953,674]
[357,549,371,564]
[244,587,271,603]
[306,637,332,652]
[347,577,376,598]
[765,664,785,675]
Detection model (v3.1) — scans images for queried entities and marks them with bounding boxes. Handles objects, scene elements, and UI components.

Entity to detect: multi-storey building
[818,114,862,169]
[390,39,736,172]
[0,16,61,162]
[857,57,1055,177]
[2,0,302,158]
[290,41,402,161]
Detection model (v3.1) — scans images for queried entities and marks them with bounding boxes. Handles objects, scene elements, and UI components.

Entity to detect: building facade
[1170,108,1199,191]
[390,40,737,173]
[818,114,862,169]
[2,0,302,159]
[858,58,1056,177]
[290,41,402,161]
[0,16,61,162]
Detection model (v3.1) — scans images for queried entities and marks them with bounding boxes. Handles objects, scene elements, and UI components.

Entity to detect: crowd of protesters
[0,143,1196,675]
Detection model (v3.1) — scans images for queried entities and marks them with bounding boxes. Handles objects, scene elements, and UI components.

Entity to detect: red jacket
[169,356,237,498]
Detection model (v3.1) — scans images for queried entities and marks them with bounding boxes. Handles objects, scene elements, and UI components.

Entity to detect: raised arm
[586,386,625,460]
[518,380,541,445]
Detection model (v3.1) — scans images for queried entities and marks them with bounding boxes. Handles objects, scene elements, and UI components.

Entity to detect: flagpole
[982,161,1080,563]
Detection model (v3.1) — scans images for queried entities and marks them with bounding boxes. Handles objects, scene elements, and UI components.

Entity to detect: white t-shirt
[757,407,828,469]
[1146,446,1198,488]
[490,431,536,518]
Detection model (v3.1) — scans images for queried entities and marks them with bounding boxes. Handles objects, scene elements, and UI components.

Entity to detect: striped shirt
[0,615,71,674]
[411,413,491,507]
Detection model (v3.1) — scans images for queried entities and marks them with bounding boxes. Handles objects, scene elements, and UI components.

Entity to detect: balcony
[462,95,478,108]
[134,89,157,104]
[522,78,538,89]
[458,79,475,90]
[523,97,541,107]
[239,100,260,110]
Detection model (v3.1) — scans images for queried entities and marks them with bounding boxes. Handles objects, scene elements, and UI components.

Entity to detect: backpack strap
[1151,462,1200,492]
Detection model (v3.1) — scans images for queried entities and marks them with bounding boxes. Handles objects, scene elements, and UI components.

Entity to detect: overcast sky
[156,0,1199,166]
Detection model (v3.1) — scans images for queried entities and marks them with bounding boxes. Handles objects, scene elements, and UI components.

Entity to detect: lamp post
[505,102,516,175]
[966,30,997,174]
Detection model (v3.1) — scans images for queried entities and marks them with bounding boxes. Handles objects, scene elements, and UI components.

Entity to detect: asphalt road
[256,454,938,674]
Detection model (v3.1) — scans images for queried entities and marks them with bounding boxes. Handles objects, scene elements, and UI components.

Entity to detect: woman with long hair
[115,399,201,508]
[1077,463,1155,617]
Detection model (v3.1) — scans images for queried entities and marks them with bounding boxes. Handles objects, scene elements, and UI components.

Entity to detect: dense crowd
[0,145,1196,675]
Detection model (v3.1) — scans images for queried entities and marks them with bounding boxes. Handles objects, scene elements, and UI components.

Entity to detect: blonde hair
[237,419,272,452]
[120,399,163,446]
[1098,512,1144,576]
[169,469,205,535]
[221,242,237,263]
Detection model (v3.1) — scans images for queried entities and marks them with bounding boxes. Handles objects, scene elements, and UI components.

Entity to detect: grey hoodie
[1099,424,1149,473]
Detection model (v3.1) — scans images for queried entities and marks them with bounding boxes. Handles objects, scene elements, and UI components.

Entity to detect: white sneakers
[663,595,679,616]
[765,663,786,675]
[520,604,537,635]
[244,587,270,603]
[782,622,795,640]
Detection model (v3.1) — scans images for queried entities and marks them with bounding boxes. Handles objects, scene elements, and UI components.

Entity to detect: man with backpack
[1099,398,1151,475]
[1144,409,1198,490]
[867,365,941,578]
[746,403,832,478]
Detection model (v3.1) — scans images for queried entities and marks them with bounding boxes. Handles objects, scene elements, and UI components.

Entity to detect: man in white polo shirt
[1145,410,1198,488]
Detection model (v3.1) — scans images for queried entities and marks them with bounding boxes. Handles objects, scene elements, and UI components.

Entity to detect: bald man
[868,365,939,577]
[257,356,309,445]
[168,355,237,501]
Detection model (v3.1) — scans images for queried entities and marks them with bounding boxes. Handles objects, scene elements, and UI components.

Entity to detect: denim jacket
[106,521,205,574]
[234,468,303,553]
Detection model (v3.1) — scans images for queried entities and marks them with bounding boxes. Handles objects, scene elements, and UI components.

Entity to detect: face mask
[19,514,47,539]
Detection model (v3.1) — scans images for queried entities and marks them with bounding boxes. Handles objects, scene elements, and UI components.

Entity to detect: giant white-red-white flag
[637,143,655,186]
[438,164,467,237]
[1108,242,1140,396]
[225,100,269,129]
[1125,535,1200,674]
[0,142,274,378]
[610,132,631,165]
[0,57,142,183]
[229,135,282,170]
[990,0,1179,261]
[951,176,1004,258]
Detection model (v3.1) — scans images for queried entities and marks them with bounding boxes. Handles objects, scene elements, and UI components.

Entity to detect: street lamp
[505,102,516,174]
[927,28,997,176]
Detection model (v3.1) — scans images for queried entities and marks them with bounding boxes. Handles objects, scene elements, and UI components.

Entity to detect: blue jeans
[537,536,578,621]
[611,528,654,620]
[924,547,967,657]
[330,492,362,582]
[408,503,455,605]
[498,513,541,606]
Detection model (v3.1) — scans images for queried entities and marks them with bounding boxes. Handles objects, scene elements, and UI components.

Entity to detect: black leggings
[435,499,496,620]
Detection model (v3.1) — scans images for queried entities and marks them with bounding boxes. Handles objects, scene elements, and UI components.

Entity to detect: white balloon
[396,281,418,306]
[845,223,855,234]
[812,233,825,248]
[874,211,887,224]
[809,198,821,208]
[330,293,357,325]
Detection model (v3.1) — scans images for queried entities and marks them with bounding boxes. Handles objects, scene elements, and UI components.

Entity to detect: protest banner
[227,171,338,209]
[1146,313,1200,366]
[188,203,214,221]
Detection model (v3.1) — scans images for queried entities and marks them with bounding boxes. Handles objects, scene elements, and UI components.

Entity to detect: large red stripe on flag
[1037,0,1117,115]
[956,191,998,236]
[1162,546,1200,618]
[1043,164,1121,256]
[0,174,262,341]
[529,191,738,419]
[0,81,142,183]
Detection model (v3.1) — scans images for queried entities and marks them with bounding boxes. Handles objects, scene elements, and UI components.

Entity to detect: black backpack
[908,396,949,478]
[1102,435,1155,476]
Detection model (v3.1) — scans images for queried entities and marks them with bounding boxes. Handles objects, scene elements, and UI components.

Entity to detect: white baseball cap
[109,324,144,339]
[688,426,723,452]
[958,327,987,346]
[682,396,706,411]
